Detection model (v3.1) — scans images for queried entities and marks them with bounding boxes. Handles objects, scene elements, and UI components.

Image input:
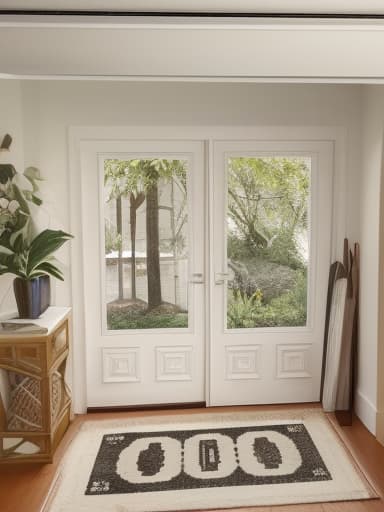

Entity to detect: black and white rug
[45,409,376,512]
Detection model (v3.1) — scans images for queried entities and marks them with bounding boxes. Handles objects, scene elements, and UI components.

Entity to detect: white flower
[8,200,20,214]
[0,197,9,209]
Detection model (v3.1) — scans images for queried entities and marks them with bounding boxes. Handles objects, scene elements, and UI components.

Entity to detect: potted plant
[0,136,73,318]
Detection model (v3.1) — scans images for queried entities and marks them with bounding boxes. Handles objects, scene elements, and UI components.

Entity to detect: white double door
[80,137,333,408]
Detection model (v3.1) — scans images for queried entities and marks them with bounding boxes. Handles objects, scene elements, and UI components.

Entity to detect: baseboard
[376,410,384,446]
[87,401,206,413]
[355,389,377,435]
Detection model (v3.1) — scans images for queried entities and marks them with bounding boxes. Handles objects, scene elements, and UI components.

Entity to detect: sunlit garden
[104,158,189,330]
[103,155,309,330]
[226,156,310,328]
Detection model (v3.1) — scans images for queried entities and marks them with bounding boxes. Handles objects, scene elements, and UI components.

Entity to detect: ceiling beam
[1,0,384,16]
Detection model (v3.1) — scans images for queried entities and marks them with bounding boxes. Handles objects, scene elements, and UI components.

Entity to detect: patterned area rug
[45,409,376,512]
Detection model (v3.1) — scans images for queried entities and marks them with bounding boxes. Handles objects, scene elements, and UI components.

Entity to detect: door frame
[69,125,346,413]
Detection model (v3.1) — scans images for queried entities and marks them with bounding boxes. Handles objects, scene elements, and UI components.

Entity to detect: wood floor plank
[207,508,272,512]
[326,413,384,499]
[323,500,383,512]
[270,505,325,511]
[0,406,383,512]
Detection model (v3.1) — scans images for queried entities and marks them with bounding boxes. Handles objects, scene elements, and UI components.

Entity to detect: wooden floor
[0,404,384,512]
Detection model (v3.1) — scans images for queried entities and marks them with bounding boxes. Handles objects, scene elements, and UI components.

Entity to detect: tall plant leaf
[0,252,23,277]
[12,232,25,254]
[0,231,12,251]
[23,190,43,206]
[0,164,16,184]
[30,261,64,281]
[26,229,73,276]
[11,183,30,213]
[23,166,43,193]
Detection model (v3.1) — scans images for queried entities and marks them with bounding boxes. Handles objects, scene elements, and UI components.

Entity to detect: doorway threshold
[87,401,206,413]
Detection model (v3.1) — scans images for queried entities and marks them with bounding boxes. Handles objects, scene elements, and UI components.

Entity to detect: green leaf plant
[0,229,73,281]
[0,142,73,281]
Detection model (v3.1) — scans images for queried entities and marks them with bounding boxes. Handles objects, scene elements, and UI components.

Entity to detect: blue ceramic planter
[13,275,51,319]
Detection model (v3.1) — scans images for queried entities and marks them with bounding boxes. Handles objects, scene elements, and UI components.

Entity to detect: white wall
[0,80,25,317]
[357,86,384,434]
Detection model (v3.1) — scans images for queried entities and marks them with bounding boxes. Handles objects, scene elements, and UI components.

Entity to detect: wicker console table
[0,307,71,463]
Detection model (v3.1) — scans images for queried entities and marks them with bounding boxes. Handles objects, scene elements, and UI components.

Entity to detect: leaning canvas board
[322,277,348,412]
[335,243,360,415]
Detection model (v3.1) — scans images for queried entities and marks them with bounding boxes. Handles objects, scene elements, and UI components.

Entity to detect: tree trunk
[170,179,178,305]
[130,193,137,300]
[116,195,124,300]
[146,183,162,309]
[129,192,145,300]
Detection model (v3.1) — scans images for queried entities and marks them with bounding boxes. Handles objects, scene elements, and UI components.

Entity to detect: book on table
[0,322,48,335]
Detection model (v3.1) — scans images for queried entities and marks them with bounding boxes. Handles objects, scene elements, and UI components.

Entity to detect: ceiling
[1,0,384,15]
[0,1,383,79]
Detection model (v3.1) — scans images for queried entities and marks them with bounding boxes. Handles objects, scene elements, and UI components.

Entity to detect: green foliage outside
[108,309,188,329]
[227,272,307,328]
[105,158,187,201]
[227,157,310,329]
[105,222,122,254]
[105,158,188,329]
[105,158,188,258]
[228,157,308,251]
[104,155,309,330]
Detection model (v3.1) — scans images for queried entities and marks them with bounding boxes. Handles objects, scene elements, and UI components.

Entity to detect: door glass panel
[226,156,310,329]
[103,158,189,330]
